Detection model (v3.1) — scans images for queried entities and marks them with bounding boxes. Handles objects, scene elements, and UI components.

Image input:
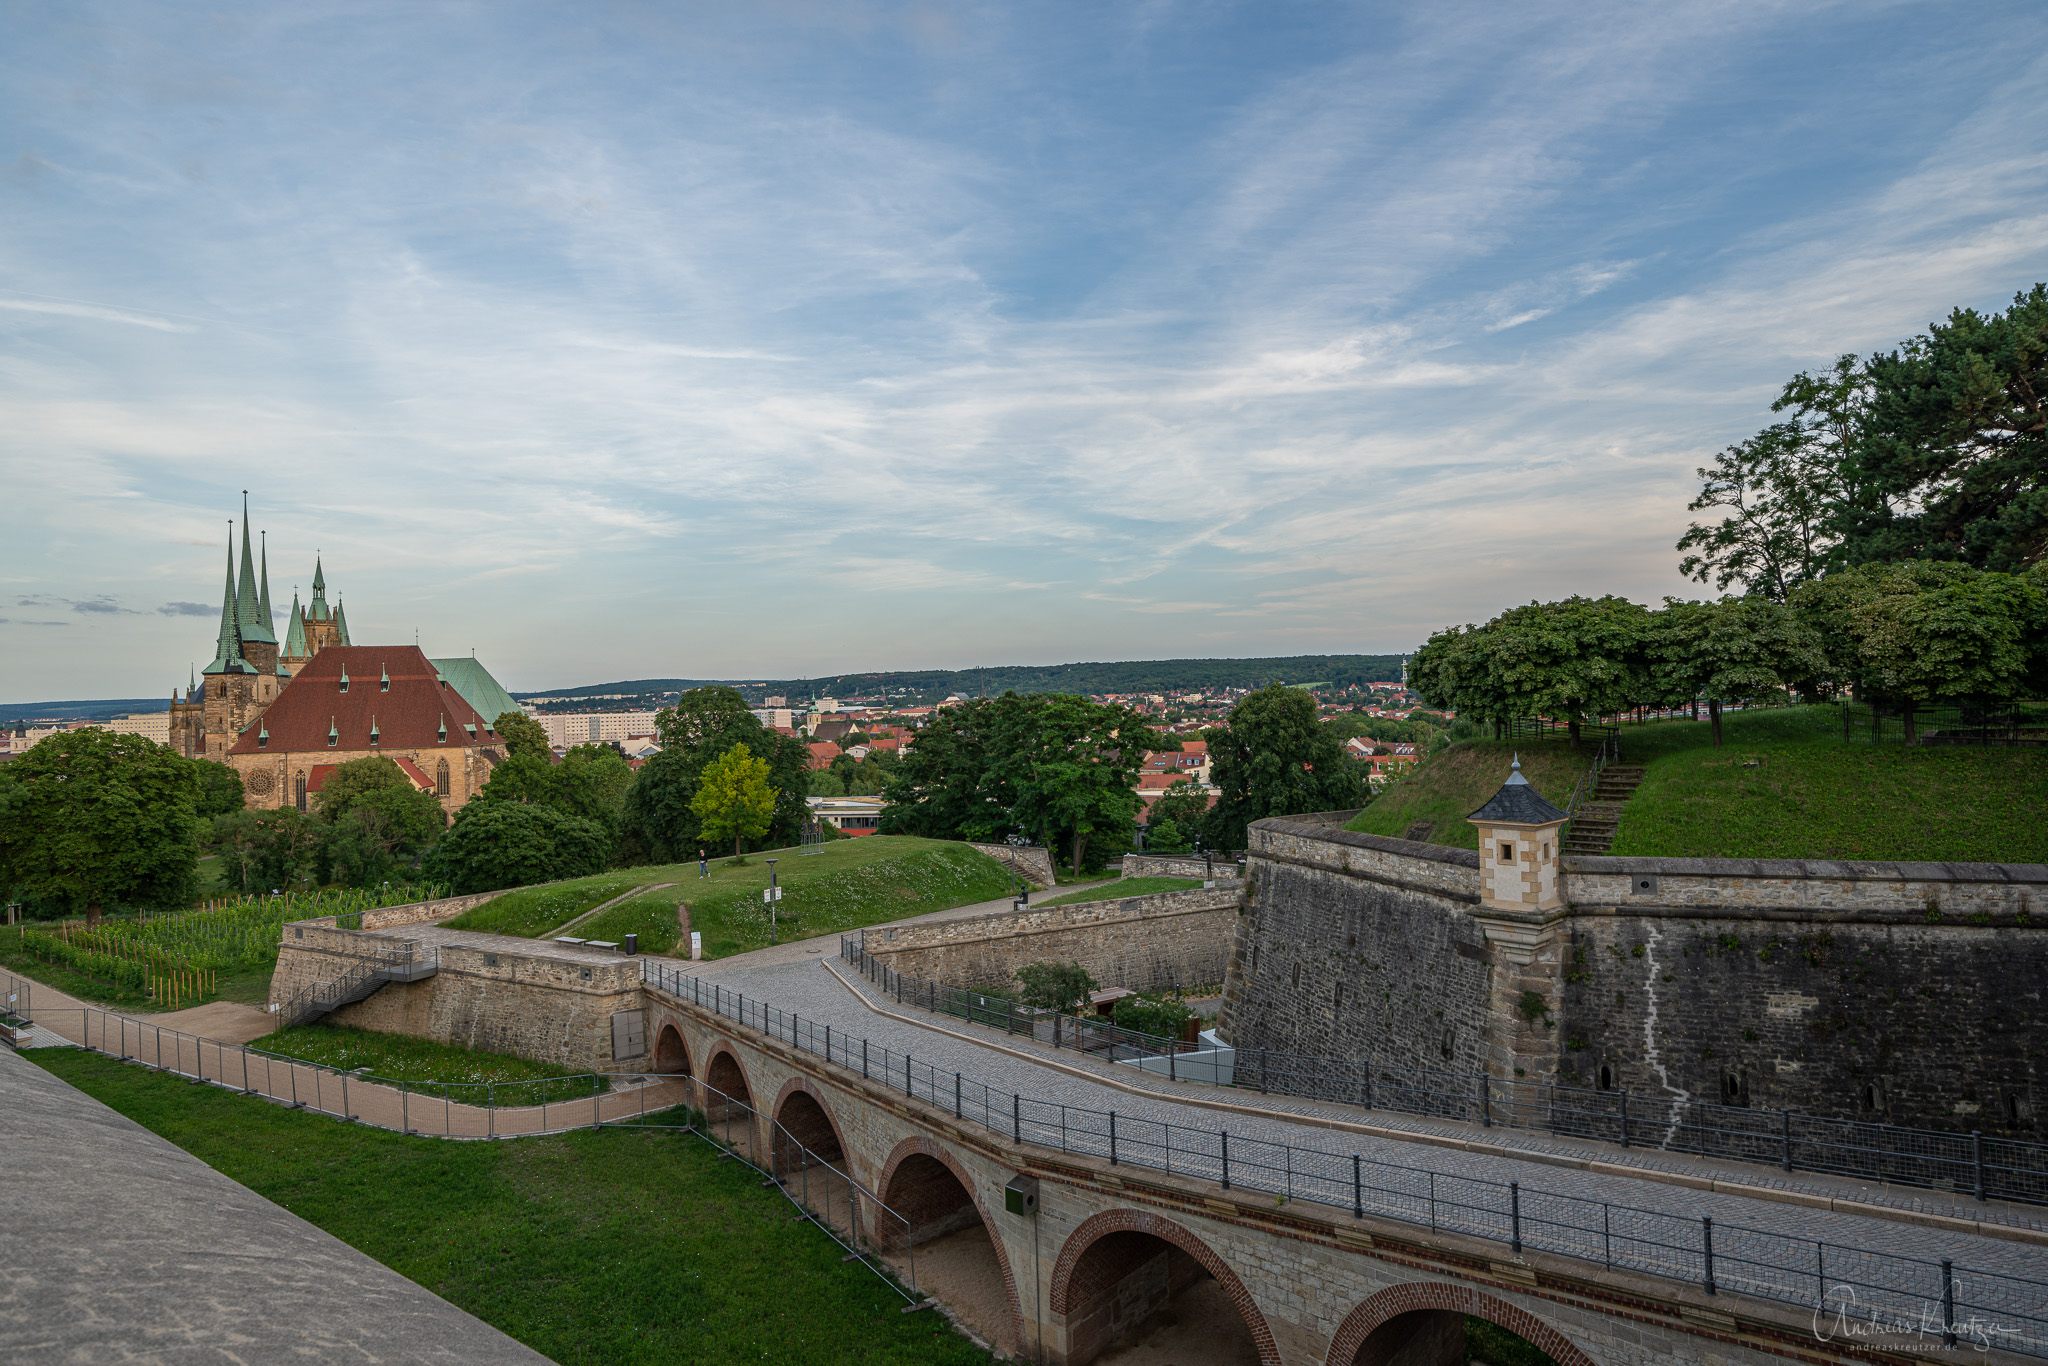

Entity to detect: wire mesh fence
[1838,700,2048,747]
[640,958,2048,1357]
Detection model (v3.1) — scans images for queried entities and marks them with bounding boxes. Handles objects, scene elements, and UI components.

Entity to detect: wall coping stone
[1249,817,1481,869]
[1565,854,2048,883]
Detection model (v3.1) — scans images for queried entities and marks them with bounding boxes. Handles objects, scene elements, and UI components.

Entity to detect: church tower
[280,554,348,672]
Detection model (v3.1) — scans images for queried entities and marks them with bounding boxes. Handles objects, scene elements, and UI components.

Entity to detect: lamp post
[1006,834,1029,907]
[765,858,780,945]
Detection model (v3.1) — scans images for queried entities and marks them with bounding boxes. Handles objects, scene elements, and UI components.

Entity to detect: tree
[620,687,809,861]
[1790,561,2047,740]
[193,761,246,819]
[478,743,632,839]
[987,694,1168,877]
[690,743,777,857]
[426,802,608,894]
[1144,818,1190,854]
[494,710,552,761]
[1847,285,2048,572]
[1202,684,1366,852]
[1146,778,1210,834]
[1414,597,1651,744]
[213,808,322,893]
[1113,993,1198,1039]
[1013,960,1096,1015]
[808,768,846,797]
[320,786,446,887]
[1648,596,1826,746]
[0,730,200,924]
[313,756,416,823]
[876,698,1004,838]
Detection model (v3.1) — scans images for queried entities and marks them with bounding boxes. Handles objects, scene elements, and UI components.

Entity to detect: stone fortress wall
[1222,818,2048,1133]
[862,885,1241,994]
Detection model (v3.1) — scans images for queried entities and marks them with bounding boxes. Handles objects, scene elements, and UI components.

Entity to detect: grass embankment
[1035,876,1203,907]
[1349,706,2048,861]
[247,1022,605,1097]
[446,837,1013,960]
[1348,743,1584,850]
[440,876,647,938]
[27,1049,988,1366]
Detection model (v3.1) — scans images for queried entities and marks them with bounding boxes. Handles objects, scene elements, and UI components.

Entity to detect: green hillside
[444,836,1013,959]
[1348,707,2048,862]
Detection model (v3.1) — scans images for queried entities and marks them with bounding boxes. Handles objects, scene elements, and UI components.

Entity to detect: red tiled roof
[806,742,839,770]
[228,646,493,756]
[392,757,434,791]
[306,764,337,793]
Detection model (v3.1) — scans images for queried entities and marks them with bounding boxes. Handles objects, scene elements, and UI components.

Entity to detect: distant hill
[519,655,1408,706]
[2,697,175,723]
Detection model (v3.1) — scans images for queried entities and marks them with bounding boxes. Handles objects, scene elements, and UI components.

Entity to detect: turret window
[380,665,390,693]
[1500,842,1516,861]
[338,669,350,694]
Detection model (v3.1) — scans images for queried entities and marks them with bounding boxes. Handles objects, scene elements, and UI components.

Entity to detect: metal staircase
[273,940,439,1030]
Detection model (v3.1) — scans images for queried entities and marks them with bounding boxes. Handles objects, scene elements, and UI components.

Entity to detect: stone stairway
[1561,765,1646,855]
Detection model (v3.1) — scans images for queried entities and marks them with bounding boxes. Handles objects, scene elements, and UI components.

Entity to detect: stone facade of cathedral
[168,496,512,815]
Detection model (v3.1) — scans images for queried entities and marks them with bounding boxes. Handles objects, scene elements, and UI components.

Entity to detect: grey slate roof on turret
[1468,755,1567,824]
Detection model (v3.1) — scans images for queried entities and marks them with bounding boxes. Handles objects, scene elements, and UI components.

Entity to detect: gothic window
[296,775,307,812]
[435,759,450,797]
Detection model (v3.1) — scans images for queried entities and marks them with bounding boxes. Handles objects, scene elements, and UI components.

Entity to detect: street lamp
[1006,834,1029,908]
[765,858,781,945]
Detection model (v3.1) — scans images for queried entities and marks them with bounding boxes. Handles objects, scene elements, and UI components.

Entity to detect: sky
[3,2,2046,702]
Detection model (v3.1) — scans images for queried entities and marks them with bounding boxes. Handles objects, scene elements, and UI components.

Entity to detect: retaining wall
[967,842,1056,888]
[863,886,1239,994]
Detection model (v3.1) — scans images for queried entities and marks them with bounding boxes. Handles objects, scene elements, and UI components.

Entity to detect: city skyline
[4,3,2046,698]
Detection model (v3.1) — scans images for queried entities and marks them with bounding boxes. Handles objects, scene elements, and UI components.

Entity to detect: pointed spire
[235,494,275,645]
[282,588,308,660]
[335,598,351,646]
[257,530,275,637]
[202,529,253,675]
[311,553,329,621]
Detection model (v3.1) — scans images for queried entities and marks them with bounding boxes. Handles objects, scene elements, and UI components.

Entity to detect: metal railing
[841,936,1226,1079]
[1561,730,1621,820]
[1840,700,2048,748]
[638,958,2048,1357]
[1,967,924,1307]
[839,939,2048,1206]
[271,939,437,1030]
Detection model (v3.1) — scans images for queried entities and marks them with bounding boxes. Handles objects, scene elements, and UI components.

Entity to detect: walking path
[0,1044,552,1364]
[667,950,2048,1284]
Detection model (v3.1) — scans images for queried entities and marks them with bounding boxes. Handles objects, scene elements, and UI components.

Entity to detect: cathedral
[168,495,519,817]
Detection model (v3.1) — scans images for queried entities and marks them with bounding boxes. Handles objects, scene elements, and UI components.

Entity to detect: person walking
[698,849,708,880]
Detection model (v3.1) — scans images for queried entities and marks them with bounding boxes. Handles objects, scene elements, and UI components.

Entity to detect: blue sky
[3,2,2046,700]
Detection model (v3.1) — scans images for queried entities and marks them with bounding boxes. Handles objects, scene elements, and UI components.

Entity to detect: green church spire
[334,598,351,646]
[235,494,275,646]
[310,553,329,622]
[283,588,308,659]
[258,530,275,637]
[202,529,254,676]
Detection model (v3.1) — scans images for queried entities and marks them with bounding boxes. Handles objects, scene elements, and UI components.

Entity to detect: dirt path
[154,1000,276,1044]
[544,882,678,939]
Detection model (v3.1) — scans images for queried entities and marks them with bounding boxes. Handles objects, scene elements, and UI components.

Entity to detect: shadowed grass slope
[27,1048,990,1366]
[1346,742,1584,850]
[1035,876,1203,907]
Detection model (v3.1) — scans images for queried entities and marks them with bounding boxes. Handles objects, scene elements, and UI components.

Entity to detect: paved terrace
[0,1044,551,1364]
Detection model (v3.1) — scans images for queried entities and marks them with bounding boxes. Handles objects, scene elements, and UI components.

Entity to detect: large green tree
[494,710,552,761]
[987,694,1167,876]
[620,687,809,862]
[321,786,446,887]
[1202,684,1365,851]
[875,699,1004,839]
[690,743,778,857]
[1791,561,2047,739]
[0,730,201,923]
[1412,597,1651,743]
[193,761,247,819]
[1648,596,1826,745]
[427,802,609,894]
[213,808,323,894]
[312,756,416,823]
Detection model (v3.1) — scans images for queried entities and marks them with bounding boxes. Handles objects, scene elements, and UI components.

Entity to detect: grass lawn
[482,837,1012,960]
[26,1049,988,1366]
[246,1022,606,1099]
[441,875,650,938]
[1347,742,1585,850]
[1346,706,2048,861]
[1035,876,1203,907]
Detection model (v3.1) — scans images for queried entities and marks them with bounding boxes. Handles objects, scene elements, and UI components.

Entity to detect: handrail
[637,958,2047,1358]
[270,938,438,1030]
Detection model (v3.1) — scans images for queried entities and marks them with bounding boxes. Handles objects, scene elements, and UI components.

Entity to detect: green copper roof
[334,599,351,646]
[282,589,308,659]
[310,554,329,621]
[202,534,254,676]
[430,656,522,728]
[257,530,275,640]
[234,496,275,646]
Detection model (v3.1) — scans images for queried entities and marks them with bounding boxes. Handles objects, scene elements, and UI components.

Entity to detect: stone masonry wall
[967,842,1056,889]
[864,887,1239,993]
[1120,853,1234,879]
[1223,823,1499,1074]
[1561,855,2047,1131]
[1222,822,2048,1131]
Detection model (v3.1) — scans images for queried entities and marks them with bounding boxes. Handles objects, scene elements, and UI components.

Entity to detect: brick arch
[1049,1208,1280,1366]
[770,1075,851,1168]
[873,1136,1027,1350]
[700,1038,753,1102]
[1323,1282,1597,1366]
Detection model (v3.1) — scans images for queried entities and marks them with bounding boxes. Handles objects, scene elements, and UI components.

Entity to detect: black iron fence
[642,959,2048,1358]
[841,936,1224,1078]
[1840,700,2048,747]
[839,940,2048,1207]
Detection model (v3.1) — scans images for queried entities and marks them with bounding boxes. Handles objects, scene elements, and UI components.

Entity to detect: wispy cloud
[0,295,195,332]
